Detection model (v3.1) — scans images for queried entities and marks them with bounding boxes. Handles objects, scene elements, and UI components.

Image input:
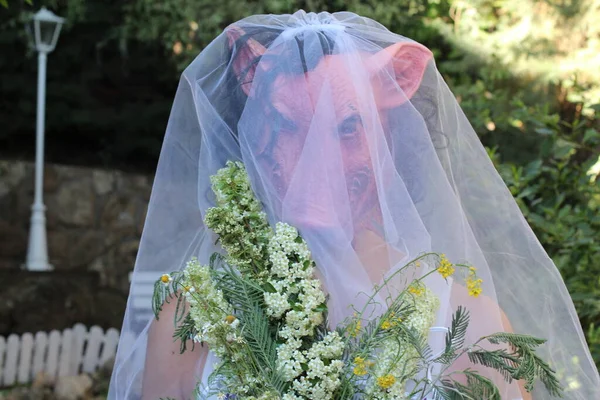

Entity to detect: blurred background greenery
[1,0,599,367]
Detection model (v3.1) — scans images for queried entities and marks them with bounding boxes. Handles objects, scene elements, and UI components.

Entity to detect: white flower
[226,333,237,343]
[159,274,172,286]
[262,222,345,396]
[368,286,440,397]
[181,258,236,357]
[265,291,291,318]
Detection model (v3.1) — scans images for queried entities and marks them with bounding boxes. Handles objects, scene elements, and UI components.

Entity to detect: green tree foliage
[448,59,600,368]
[122,0,451,72]
[1,0,31,8]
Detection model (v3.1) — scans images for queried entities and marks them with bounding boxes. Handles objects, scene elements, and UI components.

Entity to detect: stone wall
[0,160,152,334]
[0,160,151,289]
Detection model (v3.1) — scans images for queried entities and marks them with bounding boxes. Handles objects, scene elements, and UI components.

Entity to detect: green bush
[447,62,600,366]
[498,130,600,365]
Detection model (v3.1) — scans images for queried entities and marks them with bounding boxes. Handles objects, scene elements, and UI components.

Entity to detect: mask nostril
[350,169,370,196]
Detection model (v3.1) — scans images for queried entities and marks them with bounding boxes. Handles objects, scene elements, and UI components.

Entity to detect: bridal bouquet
[153,161,563,400]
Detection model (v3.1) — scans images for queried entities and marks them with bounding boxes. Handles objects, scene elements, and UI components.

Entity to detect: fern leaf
[241,304,287,393]
[437,370,501,400]
[401,325,433,362]
[172,313,198,354]
[486,332,546,348]
[467,348,518,382]
[437,306,469,364]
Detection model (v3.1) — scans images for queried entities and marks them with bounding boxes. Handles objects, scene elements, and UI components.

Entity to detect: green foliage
[435,311,563,398]
[1,0,32,8]
[216,264,288,393]
[150,270,200,353]
[122,0,337,72]
[121,0,451,73]
[332,255,562,398]
[152,162,564,398]
[468,333,563,396]
[172,313,198,354]
[444,23,600,367]
[151,271,180,319]
[204,161,273,276]
[438,371,500,400]
[499,134,600,367]
[436,305,469,364]
[339,296,564,398]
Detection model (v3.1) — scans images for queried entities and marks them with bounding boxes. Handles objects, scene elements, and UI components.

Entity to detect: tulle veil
[108,10,600,399]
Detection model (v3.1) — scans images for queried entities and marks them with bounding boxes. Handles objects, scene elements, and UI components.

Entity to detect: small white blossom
[368,286,440,397]
[159,273,172,286]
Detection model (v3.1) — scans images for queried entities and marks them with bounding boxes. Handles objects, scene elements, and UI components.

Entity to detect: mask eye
[350,169,369,196]
[339,114,361,138]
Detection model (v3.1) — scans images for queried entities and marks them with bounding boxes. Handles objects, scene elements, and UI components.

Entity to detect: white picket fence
[0,324,120,388]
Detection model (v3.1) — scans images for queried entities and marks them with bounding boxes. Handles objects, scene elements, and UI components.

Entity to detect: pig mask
[227,25,432,237]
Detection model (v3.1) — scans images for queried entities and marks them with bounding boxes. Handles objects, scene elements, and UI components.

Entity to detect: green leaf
[438,370,501,400]
[172,313,198,354]
[262,282,277,293]
[240,303,288,393]
[516,185,537,199]
[314,303,328,312]
[467,348,519,382]
[540,138,554,158]
[535,127,555,136]
[467,332,563,396]
[553,139,577,159]
[401,325,433,361]
[485,332,546,348]
[151,271,182,320]
[524,160,542,178]
[583,128,600,144]
[437,306,469,364]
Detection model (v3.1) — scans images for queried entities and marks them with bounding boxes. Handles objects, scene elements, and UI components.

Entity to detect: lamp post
[25,7,65,271]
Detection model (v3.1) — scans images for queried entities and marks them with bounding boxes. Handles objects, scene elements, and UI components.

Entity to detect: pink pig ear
[367,41,433,108]
[226,25,268,96]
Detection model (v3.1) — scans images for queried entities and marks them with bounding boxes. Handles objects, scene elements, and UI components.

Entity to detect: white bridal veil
[109,10,600,399]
